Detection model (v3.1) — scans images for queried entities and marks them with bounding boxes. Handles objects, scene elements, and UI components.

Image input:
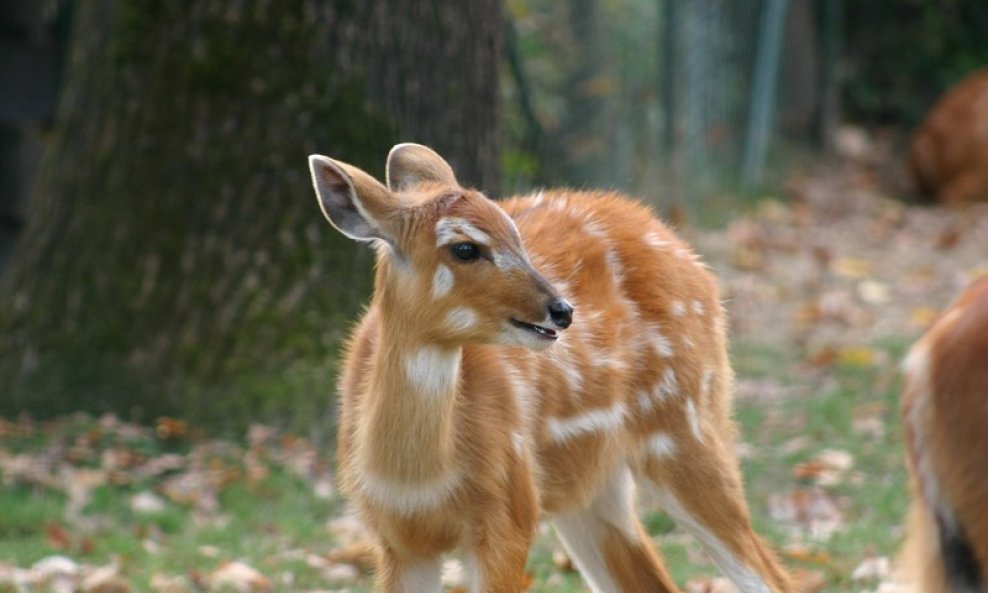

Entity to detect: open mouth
[510,318,558,340]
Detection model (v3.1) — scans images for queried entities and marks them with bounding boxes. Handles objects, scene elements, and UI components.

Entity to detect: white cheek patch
[445,307,478,332]
[432,264,454,298]
[435,217,491,247]
[404,346,461,399]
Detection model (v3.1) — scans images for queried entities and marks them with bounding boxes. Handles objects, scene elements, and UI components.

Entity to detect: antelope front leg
[471,532,532,593]
[470,463,539,593]
[377,546,442,593]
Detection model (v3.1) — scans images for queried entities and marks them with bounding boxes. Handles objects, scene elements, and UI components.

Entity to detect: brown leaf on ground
[45,523,72,550]
[686,576,739,593]
[81,565,131,593]
[209,561,272,593]
[769,486,847,541]
[792,568,828,593]
[155,417,189,440]
[782,545,831,565]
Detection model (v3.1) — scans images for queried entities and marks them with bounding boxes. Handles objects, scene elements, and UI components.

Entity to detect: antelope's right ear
[308,154,396,243]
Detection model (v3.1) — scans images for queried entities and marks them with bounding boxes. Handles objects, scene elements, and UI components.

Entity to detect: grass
[0,335,914,592]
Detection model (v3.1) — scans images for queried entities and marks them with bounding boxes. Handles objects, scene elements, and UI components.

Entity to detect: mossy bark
[0,0,502,429]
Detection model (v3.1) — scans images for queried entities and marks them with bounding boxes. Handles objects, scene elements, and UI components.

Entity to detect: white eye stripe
[435,217,491,247]
[492,250,527,271]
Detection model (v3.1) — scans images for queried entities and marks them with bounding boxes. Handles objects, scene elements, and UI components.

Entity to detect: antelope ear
[386,143,458,192]
[308,155,397,243]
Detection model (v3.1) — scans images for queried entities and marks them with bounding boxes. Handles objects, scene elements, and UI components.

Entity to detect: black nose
[548,299,573,329]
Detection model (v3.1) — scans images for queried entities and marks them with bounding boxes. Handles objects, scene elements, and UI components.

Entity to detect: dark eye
[450,242,481,262]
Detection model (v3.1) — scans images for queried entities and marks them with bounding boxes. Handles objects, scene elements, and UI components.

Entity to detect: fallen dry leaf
[857,280,890,304]
[791,568,828,593]
[769,486,846,541]
[852,556,890,581]
[831,257,872,279]
[150,573,193,593]
[837,346,880,367]
[686,576,739,593]
[81,565,131,593]
[210,561,272,593]
[782,545,831,565]
[909,306,940,329]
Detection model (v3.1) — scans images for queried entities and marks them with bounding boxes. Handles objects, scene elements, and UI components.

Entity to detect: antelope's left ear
[308,154,398,244]
[386,143,459,192]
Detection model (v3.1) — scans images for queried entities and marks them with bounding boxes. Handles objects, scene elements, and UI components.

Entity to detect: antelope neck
[358,306,463,484]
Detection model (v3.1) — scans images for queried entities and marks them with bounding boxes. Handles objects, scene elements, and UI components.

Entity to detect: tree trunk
[0,0,502,429]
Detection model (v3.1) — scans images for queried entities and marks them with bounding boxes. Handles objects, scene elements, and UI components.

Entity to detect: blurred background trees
[0,0,501,429]
[0,0,985,429]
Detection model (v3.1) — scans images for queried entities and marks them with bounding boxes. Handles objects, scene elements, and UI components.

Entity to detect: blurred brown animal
[900,276,988,593]
[909,70,988,204]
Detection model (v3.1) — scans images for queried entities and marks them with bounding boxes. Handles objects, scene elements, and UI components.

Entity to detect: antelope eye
[450,242,481,262]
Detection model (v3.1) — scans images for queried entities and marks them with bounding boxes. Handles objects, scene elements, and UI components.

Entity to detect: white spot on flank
[692,300,705,315]
[657,367,680,401]
[671,301,686,317]
[651,487,772,593]
[432,264,454,298]
[546,402,626,443]
[648,324,675,358]
[445,307,477,332]
[604,247,624,283]
[645,232,671,250]
[683,336,696,350]
[646,432,677,459]
[435,217,491,247]
[404,346,461,399]
[584,219,608,239]
[358,469,462,516]
[637,389,655,412]
[700,368,714,398]
[686,398,703,442]
[638,368,680,412]
[512,431,525,455]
